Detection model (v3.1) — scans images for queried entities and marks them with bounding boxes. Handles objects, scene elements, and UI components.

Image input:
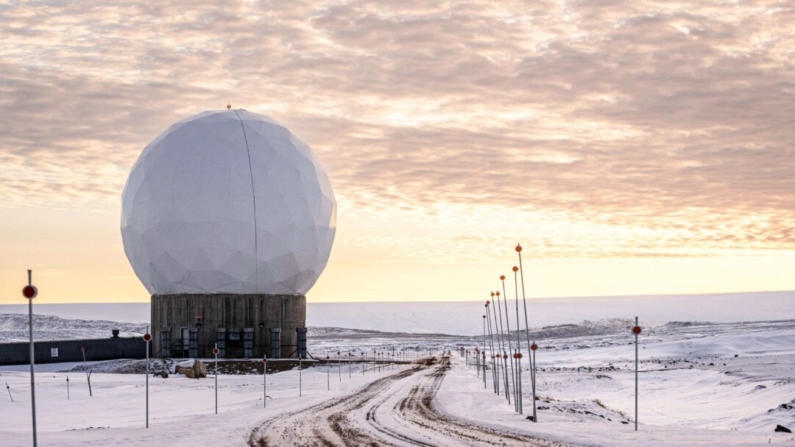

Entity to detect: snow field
[0,361,408,447]
[442,329,795,446]
[2,319,795,445]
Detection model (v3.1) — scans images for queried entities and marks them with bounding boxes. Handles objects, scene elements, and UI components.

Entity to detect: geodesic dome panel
[121,110,336,295]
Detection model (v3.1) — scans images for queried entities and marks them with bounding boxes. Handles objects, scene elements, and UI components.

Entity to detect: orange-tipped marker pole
[482,314,487,388]
[512,266,522,414]
[495,287,511,404]
[490,300,502,394]
[498,282,515,408]
[516,243,537,421]
[485,302,498,393]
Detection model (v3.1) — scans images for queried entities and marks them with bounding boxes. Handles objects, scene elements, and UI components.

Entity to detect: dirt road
[247,356,571,447]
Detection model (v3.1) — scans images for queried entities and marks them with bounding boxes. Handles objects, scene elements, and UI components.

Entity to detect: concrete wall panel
[151,294,305,358]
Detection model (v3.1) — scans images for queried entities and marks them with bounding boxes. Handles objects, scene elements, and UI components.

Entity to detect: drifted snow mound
[121,109,336,296]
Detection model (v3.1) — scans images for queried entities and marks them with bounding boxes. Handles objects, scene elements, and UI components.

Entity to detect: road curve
[247,357,572,447]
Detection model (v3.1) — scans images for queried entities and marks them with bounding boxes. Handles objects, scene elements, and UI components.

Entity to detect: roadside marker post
[530,343,538,422]
[482,315,489,388]
[512,266,522,414]
[497,286,515,407]
[338,351,342,382]
[298,356,303,397]
[489,351,497,394]
[262,356,268,408]
[486,300,500,396]
[213,344,219,414]
[633,318,642,432]
[482,314,487,387]
[502,353,510,405]
[516,243,537,422]
[143,332,152,428]
[494,288,509,403]
[5,382,12,402]
[486,301,498,395]
[482,352,487,389]
[326,355,330,390]
[23,270,38,447]
[81,346,92,397]
[66,376,69,400]
[514,352,523,415]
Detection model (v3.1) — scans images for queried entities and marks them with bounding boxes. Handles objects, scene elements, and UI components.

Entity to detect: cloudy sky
[1,0,794,304]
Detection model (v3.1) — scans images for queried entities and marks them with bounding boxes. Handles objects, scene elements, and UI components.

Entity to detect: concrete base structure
[151,294,306,359]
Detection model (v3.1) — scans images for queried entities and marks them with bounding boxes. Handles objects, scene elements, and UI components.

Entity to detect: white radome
[121,110,336,296]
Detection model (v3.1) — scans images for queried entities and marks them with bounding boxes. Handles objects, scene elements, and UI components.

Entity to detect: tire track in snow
[374,356,570,446]
[247,364,426,446]
[248,357,574,447]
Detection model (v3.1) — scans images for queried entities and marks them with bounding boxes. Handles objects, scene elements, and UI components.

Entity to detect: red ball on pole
[633,326,642,335]
[22,285,37,299]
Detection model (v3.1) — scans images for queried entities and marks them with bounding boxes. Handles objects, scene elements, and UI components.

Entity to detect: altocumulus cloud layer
[1,0,794,261]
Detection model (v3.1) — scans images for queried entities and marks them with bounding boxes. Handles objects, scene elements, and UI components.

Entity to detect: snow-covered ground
[0,358,418,446]
[0,320,795,446]
[2,314,795,445]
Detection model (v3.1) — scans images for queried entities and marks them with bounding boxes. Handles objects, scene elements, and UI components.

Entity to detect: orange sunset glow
[1,1,794,304]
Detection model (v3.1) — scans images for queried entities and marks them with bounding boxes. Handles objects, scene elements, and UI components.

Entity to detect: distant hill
[1,291,793,337]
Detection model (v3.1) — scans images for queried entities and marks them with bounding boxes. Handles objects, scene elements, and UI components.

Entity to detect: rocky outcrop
[193,359,207,378]
[175,359,206,379]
